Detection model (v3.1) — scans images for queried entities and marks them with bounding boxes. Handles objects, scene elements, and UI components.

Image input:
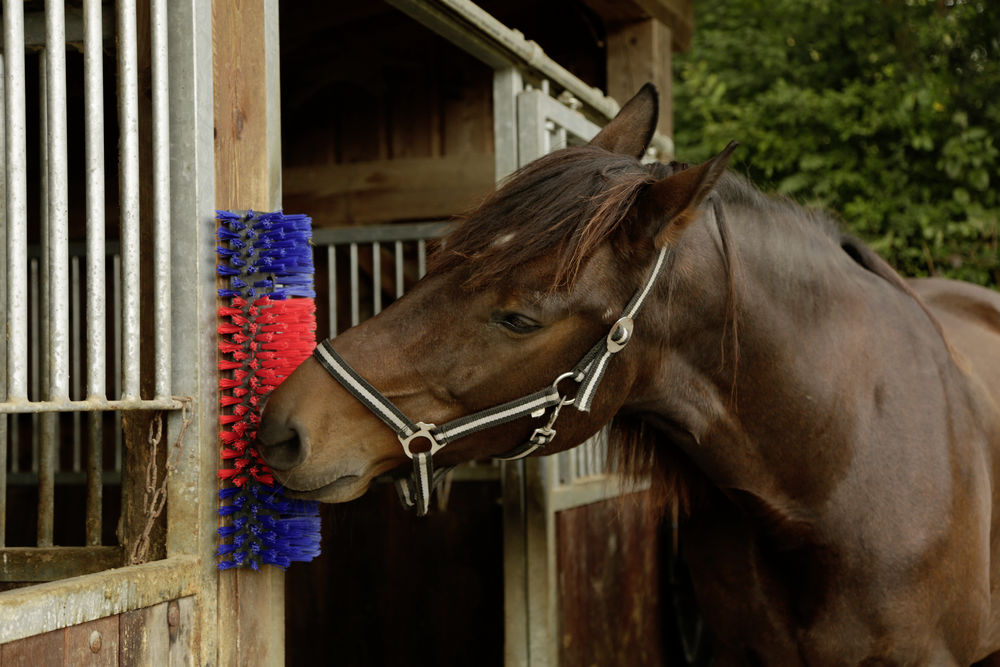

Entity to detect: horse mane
[429,146,664,289]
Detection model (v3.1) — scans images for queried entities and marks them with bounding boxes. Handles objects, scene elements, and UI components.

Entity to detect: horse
[257,84,1000,664]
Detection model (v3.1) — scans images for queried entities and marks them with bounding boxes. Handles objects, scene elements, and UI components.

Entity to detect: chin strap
[313,240,674,516]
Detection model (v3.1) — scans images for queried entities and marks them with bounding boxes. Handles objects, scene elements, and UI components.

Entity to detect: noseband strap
[312,241,674,515]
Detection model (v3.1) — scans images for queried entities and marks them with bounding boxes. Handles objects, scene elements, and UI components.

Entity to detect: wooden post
[606,19,673,139]
[583,0,695,145]
[212,1,284,665]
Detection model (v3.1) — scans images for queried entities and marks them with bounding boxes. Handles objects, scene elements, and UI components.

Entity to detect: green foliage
[673,0,1000,286]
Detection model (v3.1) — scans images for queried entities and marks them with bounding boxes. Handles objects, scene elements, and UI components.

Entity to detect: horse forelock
[429,145,662,290]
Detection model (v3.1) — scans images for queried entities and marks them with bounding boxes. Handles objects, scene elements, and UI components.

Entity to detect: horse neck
[630,202,958,507]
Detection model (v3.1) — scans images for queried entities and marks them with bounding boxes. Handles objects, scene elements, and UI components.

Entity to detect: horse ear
[588,83,659,159]
[647,141,738,247]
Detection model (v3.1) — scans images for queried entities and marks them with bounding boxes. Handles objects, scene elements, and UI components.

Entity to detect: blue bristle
[216,479,322,570]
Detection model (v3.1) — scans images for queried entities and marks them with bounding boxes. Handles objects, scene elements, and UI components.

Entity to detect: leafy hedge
[673,0,999,287]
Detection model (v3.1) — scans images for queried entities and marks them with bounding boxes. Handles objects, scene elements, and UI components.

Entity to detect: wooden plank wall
[556,493,664,666]
[0,597,194,665]
[280,5,496,228]
[284,483,504,667]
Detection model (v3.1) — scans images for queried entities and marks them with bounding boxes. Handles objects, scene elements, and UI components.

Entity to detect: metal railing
[1,0,179,560]
[315,222,447,337]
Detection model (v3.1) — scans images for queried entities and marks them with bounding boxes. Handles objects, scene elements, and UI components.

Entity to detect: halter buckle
[398,421,445,458]
[606,316,634,353]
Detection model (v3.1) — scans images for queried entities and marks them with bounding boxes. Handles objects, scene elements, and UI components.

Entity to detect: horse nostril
[257,419,309,471]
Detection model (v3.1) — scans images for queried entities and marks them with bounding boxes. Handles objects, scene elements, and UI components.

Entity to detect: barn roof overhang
[385,0,677,159]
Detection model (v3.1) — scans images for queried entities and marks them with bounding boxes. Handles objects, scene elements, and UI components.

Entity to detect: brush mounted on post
[215,210,321,570]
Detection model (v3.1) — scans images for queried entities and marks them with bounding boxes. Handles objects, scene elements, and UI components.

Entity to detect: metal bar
[72,256,81,471]
[417,239,427,278]
[85,412,102,545]
[493,67,521,181]
[372,241,382,315]
[151,0,171,399]
[0,52,7,547]
[350,242,359,327]
[394,241,404,299]
[327,245,336,336]
[46,0,70,402]
[35,49,47,484]
[84,0,106,401]
[9,415,17,474]
[0,397,186,414]
[4,0,28,402]
[117,0,140,399]
[29,258,39,470]
[165,0,222,656]
[112,253,121,469]
[37,412,56,546]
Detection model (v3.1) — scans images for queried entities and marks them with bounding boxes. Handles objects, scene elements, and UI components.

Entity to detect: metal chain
[128,399,192,565]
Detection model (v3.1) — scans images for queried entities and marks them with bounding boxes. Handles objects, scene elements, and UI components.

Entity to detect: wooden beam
[283,154,495,225]
[583,0,693,52]
[212,1,284,666]
[606,19,673,139]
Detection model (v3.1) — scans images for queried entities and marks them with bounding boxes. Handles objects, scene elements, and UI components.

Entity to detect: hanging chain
[129,400,193,565]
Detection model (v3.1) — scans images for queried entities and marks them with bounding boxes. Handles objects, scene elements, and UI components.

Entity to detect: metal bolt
[89,630,102,653]
[167,599,180,641]
[168,600,180,628]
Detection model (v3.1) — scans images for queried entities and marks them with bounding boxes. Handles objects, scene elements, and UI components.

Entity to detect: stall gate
[1,0,221,663]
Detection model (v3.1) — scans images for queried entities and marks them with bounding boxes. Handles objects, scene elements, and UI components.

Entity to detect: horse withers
[257,85,1000,664]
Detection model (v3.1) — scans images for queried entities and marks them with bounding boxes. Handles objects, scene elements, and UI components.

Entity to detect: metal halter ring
[398,421,446,458]
[551,371,579,405]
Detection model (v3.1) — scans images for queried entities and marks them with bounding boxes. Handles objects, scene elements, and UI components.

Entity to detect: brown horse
[259,85,1000,664]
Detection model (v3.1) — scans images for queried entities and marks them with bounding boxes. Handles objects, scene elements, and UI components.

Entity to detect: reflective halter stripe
[312,242,673,515]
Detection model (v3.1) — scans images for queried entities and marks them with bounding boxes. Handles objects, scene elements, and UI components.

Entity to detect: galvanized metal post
[83,0,105,546]
[0,51,6,547]
[151,0,171,400]
[4,0,28,404]
[165,0,220,662]
[84,0,106,403]
[117,0,140,400]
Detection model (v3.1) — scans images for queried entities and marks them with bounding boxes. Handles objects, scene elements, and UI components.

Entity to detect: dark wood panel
[65,614,119,666]
[285,483,504,667]
[120,603,169,666]
[0,628,64,666]
[283,154,494,227]
[556,492,664,666]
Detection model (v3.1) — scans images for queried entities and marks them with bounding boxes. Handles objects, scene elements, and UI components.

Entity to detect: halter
[312,243,672,515]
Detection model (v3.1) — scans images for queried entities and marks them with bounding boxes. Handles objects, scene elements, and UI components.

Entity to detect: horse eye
[496,312,542,334]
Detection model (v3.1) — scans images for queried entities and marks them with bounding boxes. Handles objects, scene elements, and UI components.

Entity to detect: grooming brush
[216,210,322,570]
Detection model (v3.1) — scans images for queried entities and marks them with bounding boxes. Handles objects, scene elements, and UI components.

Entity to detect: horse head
[257,85,735,505]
